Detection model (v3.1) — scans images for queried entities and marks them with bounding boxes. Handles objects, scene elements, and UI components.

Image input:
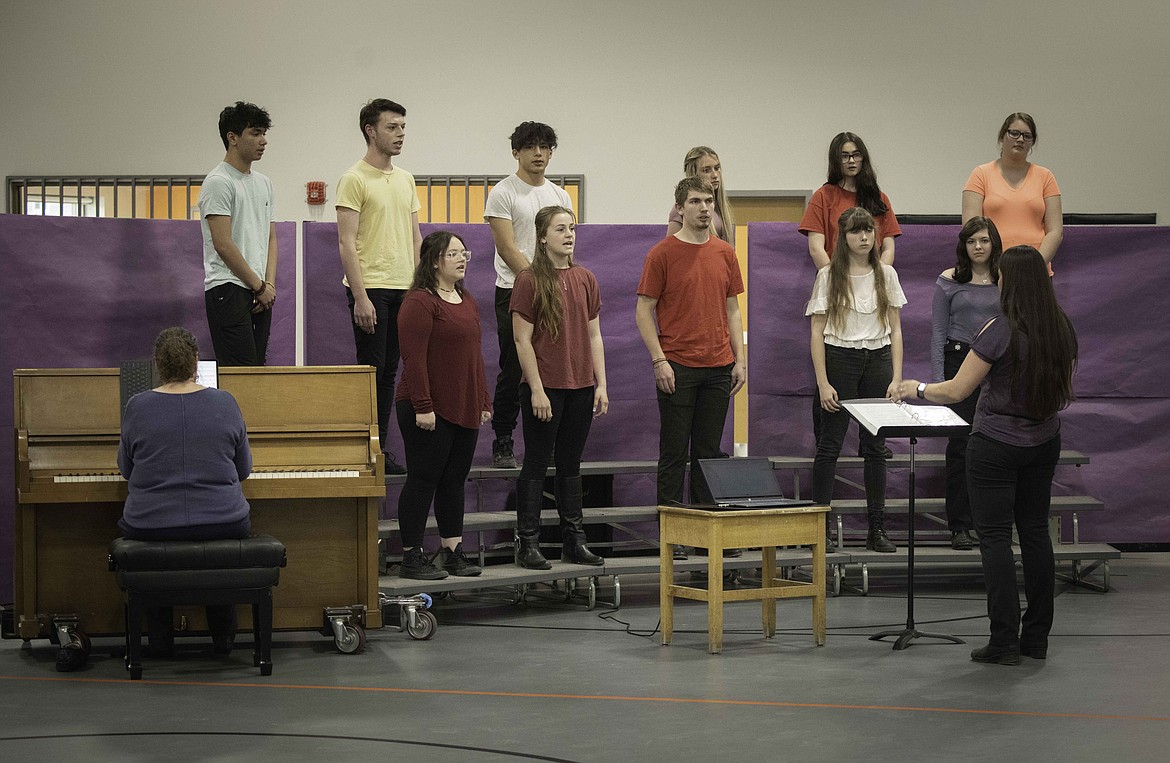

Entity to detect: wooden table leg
[761,545,777,638]
[660,527,673,646]
[707,545,724,654]
[813,531,826,646]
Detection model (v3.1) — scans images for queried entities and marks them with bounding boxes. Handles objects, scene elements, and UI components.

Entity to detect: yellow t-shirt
[335,160,421,289]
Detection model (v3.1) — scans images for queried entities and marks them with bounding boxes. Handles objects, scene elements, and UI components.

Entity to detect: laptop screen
[699,457,785,501]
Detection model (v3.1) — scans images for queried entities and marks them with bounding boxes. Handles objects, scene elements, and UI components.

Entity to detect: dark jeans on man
[812,345,891,508]
[967,432,1060,650]
[395,400,479,549]
[943,341,979,532]
[205,283,271,366]
[492,286,522,440]
[518,385,594,480]
[348,287,407,453]
[656,362,732,505]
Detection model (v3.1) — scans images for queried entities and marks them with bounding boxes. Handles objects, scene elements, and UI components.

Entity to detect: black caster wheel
[406,610,437,640]
[335,622,366,654]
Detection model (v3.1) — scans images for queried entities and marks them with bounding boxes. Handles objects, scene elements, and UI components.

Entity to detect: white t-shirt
[805,266,908,349]
[484,174,572,288]
[199,162,274,291]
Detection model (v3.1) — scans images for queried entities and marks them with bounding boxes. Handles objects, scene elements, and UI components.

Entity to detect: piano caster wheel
[56,631,90,672]
[406,610,436,641]
[334,623,366,654]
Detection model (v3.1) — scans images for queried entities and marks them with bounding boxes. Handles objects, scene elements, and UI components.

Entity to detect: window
[7,176,206,220]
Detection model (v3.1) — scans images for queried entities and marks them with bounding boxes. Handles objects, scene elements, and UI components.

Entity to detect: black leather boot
[866,510,897,553]
[515,478,551,569]
[556,476,603,566]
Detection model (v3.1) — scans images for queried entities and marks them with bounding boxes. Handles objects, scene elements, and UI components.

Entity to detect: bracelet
[652,358,668,366]
[265,280,275,291]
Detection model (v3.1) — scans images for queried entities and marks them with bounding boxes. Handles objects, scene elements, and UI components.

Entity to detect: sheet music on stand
[842,398,969,439]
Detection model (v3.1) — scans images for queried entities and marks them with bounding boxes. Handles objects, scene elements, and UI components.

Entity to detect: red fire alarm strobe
[306,181,326,205]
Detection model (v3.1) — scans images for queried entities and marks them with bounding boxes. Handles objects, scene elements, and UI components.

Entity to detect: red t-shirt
[510,266,601,390]
[798,183,901,255]
[396,289,491,430]
[637,235,743,367]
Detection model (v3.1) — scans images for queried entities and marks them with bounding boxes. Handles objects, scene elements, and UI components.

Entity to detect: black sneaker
[399,547,448,580]
[435,543,482,577]
[491,436,518,468]
[385,452,407,475]
[950,529,975,550]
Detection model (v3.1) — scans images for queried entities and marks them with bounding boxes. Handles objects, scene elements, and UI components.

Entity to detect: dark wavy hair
[410,231,465,296]
[998,112,1038,147]
[998,245,1077,419]
[826,132,888,216]
[509,121,558,151]
[218,101,271,149]
[825,208,891,334]
[154,327,199,384]
[359,98,406,144]
[954,217,1003,284]
[525,205,577,341]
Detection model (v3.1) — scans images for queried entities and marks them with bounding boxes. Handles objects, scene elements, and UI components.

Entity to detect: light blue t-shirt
[199,161,274,290]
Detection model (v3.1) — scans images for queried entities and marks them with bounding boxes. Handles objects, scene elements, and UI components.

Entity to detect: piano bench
[108,535,287,680]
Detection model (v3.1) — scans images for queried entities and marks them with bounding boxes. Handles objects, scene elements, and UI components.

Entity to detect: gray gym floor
[1,554,1167,762]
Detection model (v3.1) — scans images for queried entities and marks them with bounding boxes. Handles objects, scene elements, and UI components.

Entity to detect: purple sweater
[118,388,251,531]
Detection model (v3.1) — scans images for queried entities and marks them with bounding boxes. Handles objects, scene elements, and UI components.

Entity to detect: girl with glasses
[962,113,1063,267]
[394,231,491,580]
[510,205,609,569]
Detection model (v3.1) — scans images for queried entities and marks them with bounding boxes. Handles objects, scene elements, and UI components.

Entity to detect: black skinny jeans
[395,400,479,549]
[518,385,595,480]
[656,362,732,505]
[491,287,522,439]
[348,287,406,455]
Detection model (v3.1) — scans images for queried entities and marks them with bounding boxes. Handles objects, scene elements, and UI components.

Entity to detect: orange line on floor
[2,675,1167,722]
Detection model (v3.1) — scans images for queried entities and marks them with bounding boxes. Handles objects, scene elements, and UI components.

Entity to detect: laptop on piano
[697,457,814,509]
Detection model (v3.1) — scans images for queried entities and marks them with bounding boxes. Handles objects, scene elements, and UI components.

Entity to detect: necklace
[437,286,456,293]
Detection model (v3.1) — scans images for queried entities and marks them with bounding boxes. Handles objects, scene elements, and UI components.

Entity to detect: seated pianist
[117,326,252,656]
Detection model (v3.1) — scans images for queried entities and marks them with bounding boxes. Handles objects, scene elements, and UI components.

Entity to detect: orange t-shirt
[963,161,1060,250]
[637,236,743,367]
[798,184,901,255]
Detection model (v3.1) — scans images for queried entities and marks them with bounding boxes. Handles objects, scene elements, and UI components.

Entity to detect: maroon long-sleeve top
[395,289,491,430]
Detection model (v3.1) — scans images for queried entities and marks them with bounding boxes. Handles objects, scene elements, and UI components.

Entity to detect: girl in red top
[395,231,491,580]
[510,206,609,568]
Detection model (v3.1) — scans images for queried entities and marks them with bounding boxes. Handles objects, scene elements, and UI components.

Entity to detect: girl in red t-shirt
[510,206,609,569]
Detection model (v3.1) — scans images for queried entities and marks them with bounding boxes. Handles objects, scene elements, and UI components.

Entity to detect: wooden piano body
[12,365,385,640]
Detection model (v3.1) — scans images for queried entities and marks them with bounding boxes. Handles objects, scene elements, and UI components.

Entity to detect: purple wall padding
[747,222,1170,543]
[0,215,296,595]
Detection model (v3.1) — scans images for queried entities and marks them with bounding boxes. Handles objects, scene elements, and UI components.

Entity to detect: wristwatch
[916,382,927,400]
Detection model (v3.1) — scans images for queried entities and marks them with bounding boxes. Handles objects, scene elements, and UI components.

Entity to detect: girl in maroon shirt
[394,232,491,580]
[510,206,609,568]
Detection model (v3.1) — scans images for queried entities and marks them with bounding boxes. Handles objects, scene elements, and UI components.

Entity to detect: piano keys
[11,365,386,640]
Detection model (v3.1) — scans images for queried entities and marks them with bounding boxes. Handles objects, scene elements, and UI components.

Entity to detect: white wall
[2,0,1168,224]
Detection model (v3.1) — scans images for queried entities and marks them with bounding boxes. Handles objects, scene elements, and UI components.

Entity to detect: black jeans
[518,385,594,480]
[348,287,407,453]
[656,362,732,505]
[395,401,479,549]
[205,283,271,366]
[812,345,891,510]
[967,432,1060,649]
[491,286,522,440]
[943,341,979,532]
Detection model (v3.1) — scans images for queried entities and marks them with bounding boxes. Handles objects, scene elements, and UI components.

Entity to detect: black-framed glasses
[840,151,864,162]
[1005,129,1034,143]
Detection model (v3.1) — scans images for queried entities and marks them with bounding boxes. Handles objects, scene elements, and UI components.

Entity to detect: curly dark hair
[154,327,199,383]
[218,101,271,150]
[510,121,558,151]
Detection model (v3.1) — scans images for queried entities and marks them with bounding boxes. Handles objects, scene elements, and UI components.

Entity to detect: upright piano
[12,365,385,640]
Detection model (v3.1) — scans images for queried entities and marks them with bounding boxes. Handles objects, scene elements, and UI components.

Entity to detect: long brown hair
[998,245,1077,418]
[683,146,736,244]
[410,231,465,296]
[954,216,1002,284]
[825,208,891,335]
[526,205,576,341]
[825,132,888,216]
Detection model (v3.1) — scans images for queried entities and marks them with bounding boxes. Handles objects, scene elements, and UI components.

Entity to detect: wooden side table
[658,504,829,653]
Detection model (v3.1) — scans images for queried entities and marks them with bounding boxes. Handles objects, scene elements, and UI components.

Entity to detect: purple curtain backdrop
[747,222,1170,543]
[0,214,296,596]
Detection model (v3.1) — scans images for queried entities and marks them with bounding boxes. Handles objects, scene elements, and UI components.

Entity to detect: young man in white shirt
[484,121,572,468]
[335,99,423,475]
[199,101,277,366]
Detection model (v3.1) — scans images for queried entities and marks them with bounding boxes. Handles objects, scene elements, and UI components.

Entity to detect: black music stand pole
[868,436,965,650]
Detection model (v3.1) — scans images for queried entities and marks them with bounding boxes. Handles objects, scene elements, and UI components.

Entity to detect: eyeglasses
[1005,129,1034,143]
[840,151,864,163]
[444,250,472,260]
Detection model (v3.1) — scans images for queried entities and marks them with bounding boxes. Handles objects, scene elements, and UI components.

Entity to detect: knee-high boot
[556,476,603,566]
[866,510,897,553]
[515,478,551,569]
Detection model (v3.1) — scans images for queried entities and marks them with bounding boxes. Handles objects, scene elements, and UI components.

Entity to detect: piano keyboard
[53,469,361,483]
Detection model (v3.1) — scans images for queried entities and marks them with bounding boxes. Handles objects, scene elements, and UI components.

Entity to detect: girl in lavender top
[930,217,1003,550]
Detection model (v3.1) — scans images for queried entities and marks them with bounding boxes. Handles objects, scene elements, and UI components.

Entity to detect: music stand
[841,400,970,651]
